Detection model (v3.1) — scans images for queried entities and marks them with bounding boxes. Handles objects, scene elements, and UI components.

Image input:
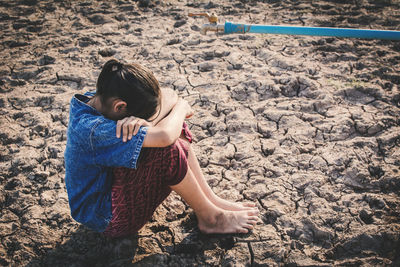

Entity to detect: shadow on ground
[26,221,248,267]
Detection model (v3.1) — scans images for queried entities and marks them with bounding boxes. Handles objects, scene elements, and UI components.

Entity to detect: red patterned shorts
[103,123,192,237]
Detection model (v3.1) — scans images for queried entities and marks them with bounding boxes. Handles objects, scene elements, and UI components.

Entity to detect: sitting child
[64,59,259,237]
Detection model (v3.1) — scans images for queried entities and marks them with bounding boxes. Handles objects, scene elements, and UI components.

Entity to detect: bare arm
[115,89,191,146]
[150,88,178,126]
[142,98,192,147]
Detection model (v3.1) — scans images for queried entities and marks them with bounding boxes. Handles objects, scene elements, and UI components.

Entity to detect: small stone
[48,146,59,159]
[167,38,181,45]
[198,62,214,72]
[138,0,158,7]
[35,171,49,183]
[232,63,243,70]
[174,20,186,28]
[5,179,21,190]
[98,48,116,57]
[78,37,98,47]
[359,209,374,224]
[39,55,55,65]
[88,14,109,25]
[190,25,200,31]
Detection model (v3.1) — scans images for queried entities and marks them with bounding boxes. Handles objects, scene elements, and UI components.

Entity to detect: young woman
[64,59,259,237]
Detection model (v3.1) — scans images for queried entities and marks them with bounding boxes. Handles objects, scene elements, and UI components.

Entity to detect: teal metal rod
[224,22,400,40]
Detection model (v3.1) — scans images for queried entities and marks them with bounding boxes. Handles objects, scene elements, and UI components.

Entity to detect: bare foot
[198,209,259,234]
[210,195,258,212]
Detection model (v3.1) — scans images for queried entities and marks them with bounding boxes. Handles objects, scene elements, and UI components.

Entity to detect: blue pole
[224,22,400,40]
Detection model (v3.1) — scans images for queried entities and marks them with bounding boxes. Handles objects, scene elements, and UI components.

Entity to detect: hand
[116,116,151,142]
[185,105,194,119]
[179,98,194,119]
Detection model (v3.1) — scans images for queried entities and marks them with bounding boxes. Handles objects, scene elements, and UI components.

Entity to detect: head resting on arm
[91,59,161,121]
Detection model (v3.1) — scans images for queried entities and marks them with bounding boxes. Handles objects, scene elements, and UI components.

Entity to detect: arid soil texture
[0,0,399,266]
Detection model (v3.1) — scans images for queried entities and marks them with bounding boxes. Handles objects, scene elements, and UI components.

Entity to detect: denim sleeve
[90,119,148,169]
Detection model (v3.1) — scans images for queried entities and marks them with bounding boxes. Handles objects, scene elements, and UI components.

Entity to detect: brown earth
[0,0,399,266]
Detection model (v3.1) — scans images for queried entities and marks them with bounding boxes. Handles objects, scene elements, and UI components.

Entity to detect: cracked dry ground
[1,0,399,266]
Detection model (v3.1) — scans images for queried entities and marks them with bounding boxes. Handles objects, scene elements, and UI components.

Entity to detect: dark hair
[96,59,161,120]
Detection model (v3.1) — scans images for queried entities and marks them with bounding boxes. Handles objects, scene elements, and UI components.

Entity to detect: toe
[249,216,259,222]
[251,207,259,212]
[238,228,249,234]
[247,216,259,225]
[243,202,256,207]
[243,223,254,230]
[247,210,259,216]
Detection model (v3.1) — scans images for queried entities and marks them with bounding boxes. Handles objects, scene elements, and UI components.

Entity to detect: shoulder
[90,118,117,139]
[70,114,116,141]
[68,93,106,132]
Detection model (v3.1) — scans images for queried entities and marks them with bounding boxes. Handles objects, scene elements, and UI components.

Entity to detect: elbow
[159,129,179,147]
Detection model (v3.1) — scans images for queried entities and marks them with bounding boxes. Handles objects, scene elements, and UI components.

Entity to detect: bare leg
[186,144,257,211]
[170,167,259,234]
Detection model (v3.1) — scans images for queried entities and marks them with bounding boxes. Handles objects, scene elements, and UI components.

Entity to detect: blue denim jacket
[64,92,148,232]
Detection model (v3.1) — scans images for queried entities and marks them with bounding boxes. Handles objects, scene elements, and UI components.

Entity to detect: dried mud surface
[1,0,400,266]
